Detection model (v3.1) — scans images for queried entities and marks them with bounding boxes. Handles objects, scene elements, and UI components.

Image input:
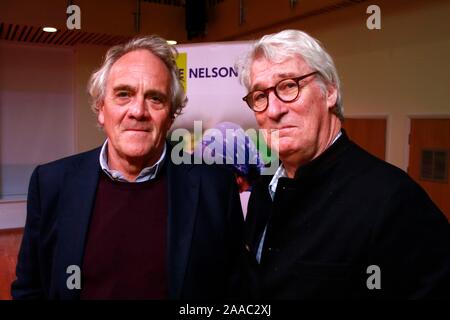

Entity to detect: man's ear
[168,112,175,129]
[97,102,105,126]
[326,84,338,110]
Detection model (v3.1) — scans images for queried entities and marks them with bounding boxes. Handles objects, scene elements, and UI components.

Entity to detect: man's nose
[128,95,147,119]
[265,91,288,120]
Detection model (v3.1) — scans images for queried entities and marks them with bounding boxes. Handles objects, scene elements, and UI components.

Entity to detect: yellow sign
[176,52,187,92]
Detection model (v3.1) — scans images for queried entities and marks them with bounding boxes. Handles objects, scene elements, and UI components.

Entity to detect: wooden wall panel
[0,228,23,300]
[342,118,387,160]
[408,119,450,220]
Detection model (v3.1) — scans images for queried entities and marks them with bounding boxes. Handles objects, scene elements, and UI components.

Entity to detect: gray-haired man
[238,29,450,299]
[12,35,246,300]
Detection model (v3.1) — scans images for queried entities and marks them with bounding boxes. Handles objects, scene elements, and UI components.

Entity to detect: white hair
[88,35,187,119]
[236,29,344,120]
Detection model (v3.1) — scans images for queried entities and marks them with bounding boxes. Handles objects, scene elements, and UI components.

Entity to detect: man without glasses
[12,35,246,300]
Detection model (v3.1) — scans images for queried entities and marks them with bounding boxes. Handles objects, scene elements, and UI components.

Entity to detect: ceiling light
[167,40,177,45]
[42,27,58,33]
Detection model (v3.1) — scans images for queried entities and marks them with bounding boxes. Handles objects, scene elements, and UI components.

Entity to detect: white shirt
[99,140,166,183]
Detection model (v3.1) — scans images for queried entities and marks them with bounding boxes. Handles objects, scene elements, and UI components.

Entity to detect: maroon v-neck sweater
[80,170,168,300]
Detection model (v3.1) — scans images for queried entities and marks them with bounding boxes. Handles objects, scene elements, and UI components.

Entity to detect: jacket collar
[292,129,352,182]
[54,147,101,300]
[54,143,199,300]
[165,147,200,299]
[246,131,352,260]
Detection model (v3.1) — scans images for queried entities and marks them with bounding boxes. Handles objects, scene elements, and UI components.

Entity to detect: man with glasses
[237,29,450,299]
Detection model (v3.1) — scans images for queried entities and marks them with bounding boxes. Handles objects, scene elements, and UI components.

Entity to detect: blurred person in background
[195,121,263,218]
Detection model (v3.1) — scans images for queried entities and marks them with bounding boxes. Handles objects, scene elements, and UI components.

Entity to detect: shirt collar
[268,130,343,200]
[99,140,167,183]
[268,165,287,200]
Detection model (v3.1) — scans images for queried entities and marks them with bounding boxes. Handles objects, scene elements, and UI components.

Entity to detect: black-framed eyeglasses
[242,71,319,112]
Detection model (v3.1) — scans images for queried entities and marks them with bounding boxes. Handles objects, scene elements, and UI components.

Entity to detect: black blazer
[246,132,450,299]
[12,144,246,300]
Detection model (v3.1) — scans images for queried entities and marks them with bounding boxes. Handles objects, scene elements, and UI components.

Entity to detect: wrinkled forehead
[112,50,168,74]
[107,50,171,87]
[249,53,310,89]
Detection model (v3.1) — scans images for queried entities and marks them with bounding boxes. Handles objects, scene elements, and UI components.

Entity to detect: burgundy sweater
[80,170,168,300]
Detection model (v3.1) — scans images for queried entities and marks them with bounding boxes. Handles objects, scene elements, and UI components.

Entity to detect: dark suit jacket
[12,144,246,300]
[246,131,450,299]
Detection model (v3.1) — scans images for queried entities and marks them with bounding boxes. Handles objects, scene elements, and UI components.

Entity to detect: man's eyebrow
[251,73,301,91]
[277,72,300,79]
[112,84,136,92]
[112,85,167,96]
[144,89,168,98]
[250,82,263,92]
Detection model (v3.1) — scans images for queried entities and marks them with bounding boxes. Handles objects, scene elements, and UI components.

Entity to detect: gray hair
[88,35,187,119]
[236,29,344,120]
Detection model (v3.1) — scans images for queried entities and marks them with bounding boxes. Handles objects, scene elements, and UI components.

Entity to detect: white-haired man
[12,35,246,300]
[238,29,450,299]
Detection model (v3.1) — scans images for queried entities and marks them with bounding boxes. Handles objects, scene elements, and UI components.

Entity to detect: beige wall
[69,0,450,169]
[73,44,106,152]
[202,0,450,170]
[317,0,450,170]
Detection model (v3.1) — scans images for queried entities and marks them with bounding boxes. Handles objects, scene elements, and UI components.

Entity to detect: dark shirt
[81,170,168,299]
[246,131,450,299]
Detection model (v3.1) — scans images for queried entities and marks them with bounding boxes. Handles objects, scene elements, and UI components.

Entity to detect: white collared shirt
[99,140,166,183]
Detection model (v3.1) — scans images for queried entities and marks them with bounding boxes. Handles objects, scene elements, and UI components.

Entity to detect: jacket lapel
[166,158,200,299]
[54,148,101,300]
[53,146,200,299]
[245,175,273,259]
